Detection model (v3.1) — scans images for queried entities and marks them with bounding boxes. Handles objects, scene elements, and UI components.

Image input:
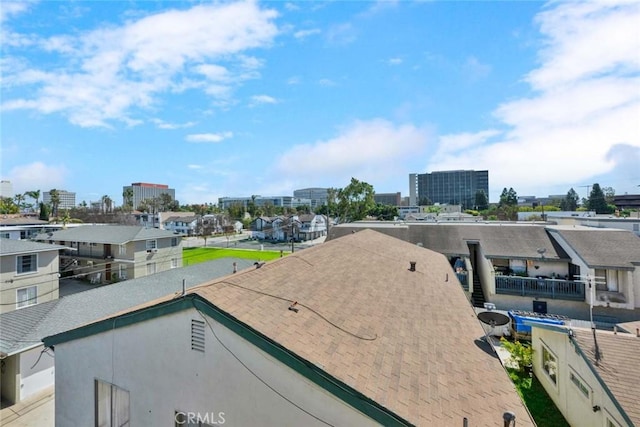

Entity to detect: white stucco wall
[532,328,628,427]
[19,344,55,400]
[53,307,380,427]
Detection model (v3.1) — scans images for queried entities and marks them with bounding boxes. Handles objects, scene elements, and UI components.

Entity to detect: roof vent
[409,261,416,272]
[191,319,205,353]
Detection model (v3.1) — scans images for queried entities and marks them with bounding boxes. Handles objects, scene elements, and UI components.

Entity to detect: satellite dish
[477,311,510,343]
[537,248,546,255]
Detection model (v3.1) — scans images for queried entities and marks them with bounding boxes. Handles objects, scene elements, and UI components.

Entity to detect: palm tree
[101,195,113,213]
[13,193,26,212]
[25,190,41,213]
[49,189,61,218]
[122,188,134,213]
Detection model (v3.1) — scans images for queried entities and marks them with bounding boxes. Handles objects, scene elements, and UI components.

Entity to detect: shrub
[500,337,533,374]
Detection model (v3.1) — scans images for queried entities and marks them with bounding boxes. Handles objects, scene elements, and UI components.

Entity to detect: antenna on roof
[181,279,186,297]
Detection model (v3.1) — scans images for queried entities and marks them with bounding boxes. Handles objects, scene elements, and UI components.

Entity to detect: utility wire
[196,309,336,427]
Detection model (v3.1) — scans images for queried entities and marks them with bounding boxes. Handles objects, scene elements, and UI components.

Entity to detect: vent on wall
[191,319,205,353]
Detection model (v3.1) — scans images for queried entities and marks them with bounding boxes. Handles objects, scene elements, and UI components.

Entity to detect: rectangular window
[569,369,590,399]
[171,237,178,247]
[16,286,37,308]
[119,245,127,256]
[1,232,10,239]
[118,265,127,280]
[146,240,157,250]
[95,379,130,427]
[542,344,558,385]
[146,263,156,275]
[171,258,178,269]
[17,254,37,274]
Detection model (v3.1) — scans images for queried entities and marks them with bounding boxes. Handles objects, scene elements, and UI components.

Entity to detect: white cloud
[0,1,33,23]
[7,162,68,194]
[294,28,321,39]
[463,56,491,80]
[326,23,356,45]
[187,164,203,170]
[428,1,640,199]
[387,57,403,66]
[1,2,279,127]
[250,95,278,105]
[272,118,431,188]
[151,118,196,130]
[287,76,301,85]
[318,78,336,87]
[186,132,233,143]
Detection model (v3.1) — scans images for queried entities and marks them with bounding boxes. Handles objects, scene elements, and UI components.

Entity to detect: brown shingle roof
[184,229,533,426]
[573,328,640,425]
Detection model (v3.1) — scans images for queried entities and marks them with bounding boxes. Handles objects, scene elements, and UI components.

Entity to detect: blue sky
[1,0,639,206]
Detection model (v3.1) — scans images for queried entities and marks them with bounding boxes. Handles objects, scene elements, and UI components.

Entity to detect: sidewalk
[0,386,54,427]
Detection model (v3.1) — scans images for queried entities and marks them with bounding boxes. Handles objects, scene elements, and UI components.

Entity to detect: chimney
[637,328,639,338]
[409,261,416,272]
[233,262,237,274]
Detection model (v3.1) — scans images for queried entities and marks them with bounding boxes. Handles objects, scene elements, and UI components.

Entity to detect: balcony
[495,275,585,301]
[456,272,469,291]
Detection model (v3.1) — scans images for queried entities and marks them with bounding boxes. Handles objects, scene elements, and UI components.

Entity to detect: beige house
[44,229,534,427]
[35,225,183,284]
[531,324,639,427]
[0,239,66,314]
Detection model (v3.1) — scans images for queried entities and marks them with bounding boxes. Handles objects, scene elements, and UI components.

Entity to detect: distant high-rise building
[124,183,175,210]
[409,170,489,210]
[43,190,76,210]
[374,192,402,206]
[0,180,13,198]
[293,188,329,209]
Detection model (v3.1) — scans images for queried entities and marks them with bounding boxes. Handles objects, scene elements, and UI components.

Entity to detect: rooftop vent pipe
[409,261,416,272]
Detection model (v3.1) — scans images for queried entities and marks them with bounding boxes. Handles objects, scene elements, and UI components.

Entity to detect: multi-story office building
[123,183,175,210]
[43,190,76,210]
[374,192,402,206]
[218,196,312,211]
[293,188,329,209]
[409,170,489,210]
[0,180,13,198]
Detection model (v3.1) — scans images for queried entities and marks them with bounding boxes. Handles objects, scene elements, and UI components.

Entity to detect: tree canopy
[336,177,376,222]
[499,187,518,206]
[560,188,579,211]
[587,183,611,214]
[474,189,489,211]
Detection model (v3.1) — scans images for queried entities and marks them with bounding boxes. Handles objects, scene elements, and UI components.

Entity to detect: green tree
[39,202,50,220]
[602,186,615,204]
[13,193,26,212]
[587,183,610,214]
[101,195,113,213]
[418,197,432,206]
[122,188,134,213]
[49,189,61,217]
[474,189,489,211]
[499,187,518,207]
[336,177,375,222]
[25,190,41,212]
[369,203,398,221]
[0,197,19,214]
[227,202,246,220]
[560,188,579,211]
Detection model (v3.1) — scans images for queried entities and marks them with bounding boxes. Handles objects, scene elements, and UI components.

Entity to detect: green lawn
[183,247,286,266]
[508,369,570,427]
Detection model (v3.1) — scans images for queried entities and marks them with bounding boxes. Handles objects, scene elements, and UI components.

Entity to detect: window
[171,237,178,247]
[146,263,156,275]
[171,258,178,269]
[95,379,130,427]
[542,344,558,384]
[17,254,37,274]
[1,232,10,239]
[16,286,37,308]
[119,245,127,256]
[118,265,127,280]
[569,369,590,399]
[146,240,157,250]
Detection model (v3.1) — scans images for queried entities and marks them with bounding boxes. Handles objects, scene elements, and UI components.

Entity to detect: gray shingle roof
[34,224,179,245]
[549,228,640,269]
[329,222,570,260]
[0,238,68,255]
[573,328,640,426]
[0,258,258,356]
